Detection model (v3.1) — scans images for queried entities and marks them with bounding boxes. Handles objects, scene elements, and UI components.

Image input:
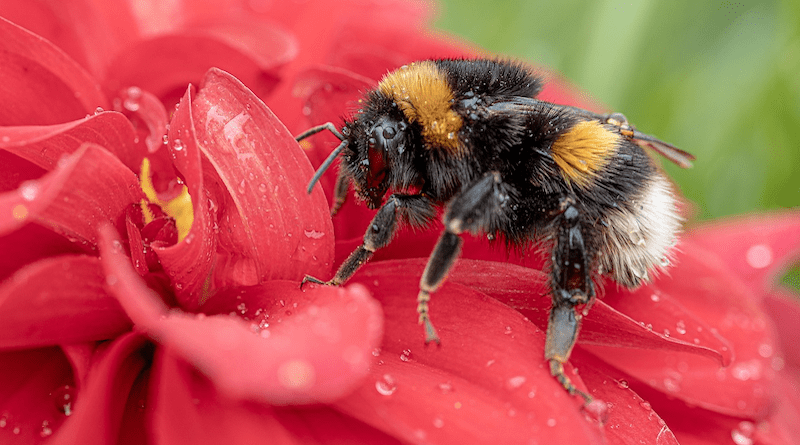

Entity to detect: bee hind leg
[545,201,595,403]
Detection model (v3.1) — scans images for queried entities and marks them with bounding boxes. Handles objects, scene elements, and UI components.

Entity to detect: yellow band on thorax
[378,62,462,153]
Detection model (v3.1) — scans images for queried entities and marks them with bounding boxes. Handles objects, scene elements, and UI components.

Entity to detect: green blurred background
[433,0,799,221]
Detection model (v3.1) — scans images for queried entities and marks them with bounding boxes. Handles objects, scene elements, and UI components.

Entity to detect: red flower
[1,2,799,445]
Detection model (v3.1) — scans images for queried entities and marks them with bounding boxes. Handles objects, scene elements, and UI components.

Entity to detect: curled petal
[0,112,142,172]
[0,255,130,349]
[49,333,149,445]
[152,85,217,309]
[189,68,333,285]
[0,16,107,125]
[99,225,383,405]
[0,347,75,444]
[0,143,144,243]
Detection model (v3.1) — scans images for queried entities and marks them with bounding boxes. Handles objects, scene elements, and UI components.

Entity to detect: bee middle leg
[302,193,435,286]
[545,201,595,403]
[417,172,512,344]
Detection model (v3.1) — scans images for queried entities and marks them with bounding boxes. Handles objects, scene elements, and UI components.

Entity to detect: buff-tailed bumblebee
[297,58,694,402]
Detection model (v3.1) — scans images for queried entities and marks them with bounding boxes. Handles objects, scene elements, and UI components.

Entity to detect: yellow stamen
[138,158,194,242]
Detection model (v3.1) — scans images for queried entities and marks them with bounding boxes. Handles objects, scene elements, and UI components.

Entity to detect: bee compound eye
[382,126,396,139]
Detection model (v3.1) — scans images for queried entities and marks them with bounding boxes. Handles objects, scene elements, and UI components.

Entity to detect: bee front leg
[302,194,434,287]
[418,172,510,344]
[546,201,595,403]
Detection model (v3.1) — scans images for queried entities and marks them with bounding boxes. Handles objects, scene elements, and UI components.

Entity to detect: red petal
[104,32,286,109]
[0,112,142,173]
[763,289,800,369]
[151,86,218,309]
[0,1,139,77]
[0,255,130,348]
[574,350,680,445]
[49,333,149,445]
[0,223,83,282]
[99,225,383,405]
[587,242,778,417]
[0,16,107,125]
[340,260,606,444]
[0,347,75,443]
[0,143,144,244]
[189,69,334,285]
[685,212,800,297]
[149,347,300,445]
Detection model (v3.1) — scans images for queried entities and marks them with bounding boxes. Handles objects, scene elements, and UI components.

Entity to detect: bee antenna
[307,139,347,194]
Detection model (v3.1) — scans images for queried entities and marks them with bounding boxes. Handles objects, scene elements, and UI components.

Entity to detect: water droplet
[162,134,169,145]
[675,320,687,335]
[546,418,557,427]
[639,401,652,411]
[584,399,609,424]
[258,183,268,193]
[375,374,397,396]
[758,343,774,358]
[663,329,670,337]
[173,138,184,151]
[19,181,39,201]
[746,244,772,269]
[400,349,412,362]
[731,421,755,445]
[372,348,381,357]
[506,375,526,389]
[94,106,105,114]
[40,420,53,438]
[650,293,660,302]
[437,381,454,394]
[237,302,247,315]
[12,426,20,435]
[663,377,681,393]
[432,417,444,428]
[52,384,75,416]
[0,416,6,428]
[303,229,325,239]
[616,379,629,389]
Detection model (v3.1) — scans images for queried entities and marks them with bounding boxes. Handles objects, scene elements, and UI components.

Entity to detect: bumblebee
[297,58,694,402]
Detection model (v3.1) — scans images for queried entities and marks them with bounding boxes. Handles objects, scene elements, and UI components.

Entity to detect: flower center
[138,158,194,242]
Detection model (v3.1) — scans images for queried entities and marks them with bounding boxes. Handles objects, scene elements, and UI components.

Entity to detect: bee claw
[300,275,338,288]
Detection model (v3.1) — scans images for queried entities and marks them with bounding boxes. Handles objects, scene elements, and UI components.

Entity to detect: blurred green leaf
[434,0,800,220]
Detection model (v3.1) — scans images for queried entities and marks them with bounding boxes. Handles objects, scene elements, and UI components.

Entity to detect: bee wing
[489,97,695,169]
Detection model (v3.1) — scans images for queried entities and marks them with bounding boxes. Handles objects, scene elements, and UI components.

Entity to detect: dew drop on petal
[0,415,7,428]
[745,244,772,269]
[303,229,325,239]
[19,181,39,201]
[731,421,755,445]
[400,349,412,362]
[173,138,184,151]
[506,375,526,389]
[437,381,454,394]
[675,320,687,335]
[584,399,609,424]
[616,379,629,389]
[40,421,52,438]
[432,417,444,428]
[52,384,75,416]
[375,374,397,396]
[546,418,557,427]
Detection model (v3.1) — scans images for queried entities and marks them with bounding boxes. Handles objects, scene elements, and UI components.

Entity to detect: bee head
[342,115,409,209]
